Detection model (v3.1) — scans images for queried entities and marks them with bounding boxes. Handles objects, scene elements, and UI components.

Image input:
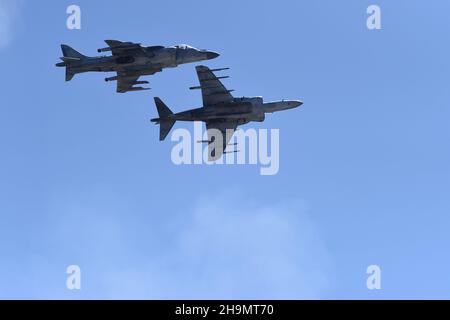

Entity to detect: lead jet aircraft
[55,40,220,93]
[151,65,303,160]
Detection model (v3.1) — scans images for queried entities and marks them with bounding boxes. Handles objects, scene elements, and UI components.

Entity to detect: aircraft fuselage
[160,98,302,123]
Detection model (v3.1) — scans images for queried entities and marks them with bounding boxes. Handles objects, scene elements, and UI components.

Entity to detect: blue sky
[0,0,449,299]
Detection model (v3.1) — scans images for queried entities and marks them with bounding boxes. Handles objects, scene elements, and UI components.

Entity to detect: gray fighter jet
[151,65,303,160]
[55,40,219,93]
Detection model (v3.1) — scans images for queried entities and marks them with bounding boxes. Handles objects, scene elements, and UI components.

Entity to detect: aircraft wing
[100,39,147,56]
[116,72,150,93]
[193,65,234,107]
[205,120,238,160]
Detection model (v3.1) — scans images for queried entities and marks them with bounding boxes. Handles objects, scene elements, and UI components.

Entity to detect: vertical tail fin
[155,97,173,118]
[61,44,86,59]
[154,97,175,141]
[60,44,85,81]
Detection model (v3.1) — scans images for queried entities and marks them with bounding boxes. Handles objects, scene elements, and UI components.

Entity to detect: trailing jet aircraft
[55,40,219,93]
[151,65,303,160]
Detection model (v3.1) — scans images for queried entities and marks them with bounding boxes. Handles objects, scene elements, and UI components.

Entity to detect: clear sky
[0,0,449,299]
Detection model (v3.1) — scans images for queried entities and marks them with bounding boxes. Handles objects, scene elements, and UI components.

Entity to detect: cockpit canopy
[235,96,263,105]
[174,44,197,50]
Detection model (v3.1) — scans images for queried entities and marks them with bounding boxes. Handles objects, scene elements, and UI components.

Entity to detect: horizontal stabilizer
[65,68,75,81]
[60,56,81,62]
[159,119,175,141]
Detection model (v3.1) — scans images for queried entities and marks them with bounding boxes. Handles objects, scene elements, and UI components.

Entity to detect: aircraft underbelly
[203,112,252,120]
[184,104,263,121]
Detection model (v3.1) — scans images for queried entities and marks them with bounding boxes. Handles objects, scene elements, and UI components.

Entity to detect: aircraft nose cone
[206,51,220,60]
[291,100,303,108]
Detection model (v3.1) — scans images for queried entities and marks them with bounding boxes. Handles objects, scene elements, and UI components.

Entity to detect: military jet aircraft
[151,65,303,160]
[55,40,220,93]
